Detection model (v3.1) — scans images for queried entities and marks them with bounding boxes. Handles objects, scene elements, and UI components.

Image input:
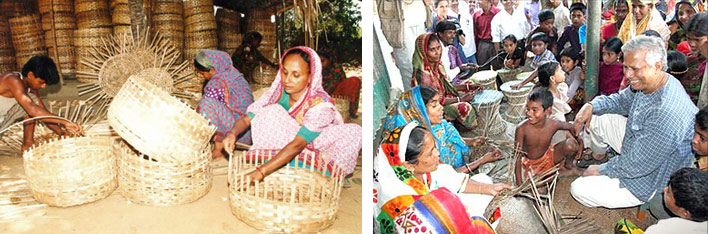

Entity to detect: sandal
[576,149,608,168]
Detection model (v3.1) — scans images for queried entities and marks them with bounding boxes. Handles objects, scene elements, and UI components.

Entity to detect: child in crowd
[526,9,558,55]
[502,34,525,69]
[668,50,689,80]
[558,48,583,104]
[599,37,625,94]
[692,107,708,172]
[556,2,586,58]
[644,168,708,233]
[514,88,579,185]
[511,32,557,90]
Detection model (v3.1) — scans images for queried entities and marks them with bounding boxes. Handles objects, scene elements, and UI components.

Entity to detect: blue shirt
[592,75,696,202]
[578,24,587,44]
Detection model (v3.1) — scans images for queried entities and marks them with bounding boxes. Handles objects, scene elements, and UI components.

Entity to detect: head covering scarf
[668,0,699,49]
[373,123,495,234]
[196,50,254,142]
[411,33,460,102]
[247,46,340,125]
[382,86,471,168]
[618,0,666,42]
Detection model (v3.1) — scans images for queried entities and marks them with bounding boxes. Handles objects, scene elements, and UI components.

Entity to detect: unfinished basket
[229,149,343,233]
[23,136,118,207]
[108,76,215,163]
[115,139,212,206]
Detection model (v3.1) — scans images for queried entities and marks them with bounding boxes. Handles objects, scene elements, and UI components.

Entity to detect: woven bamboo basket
[218,33,241,54]
[115,139,212,206]
[153,0,183,15]
[0,16,10,33]
[75,0,109,13]
[500,80,534,124]
[48,46,76,74]
[23,136,118,207]
[152,13,183,23]
[216,8,240,28]
[471,90,507,136]
[182,0,213,13]
[107,76,216,163]
[333,95,351,123]
[38,0,74,14]
[113,25,133,40]
[228,149,343,233]
[0,1,34,18]
[9,15,46,69]
[471,70,498,90]
[184,5,214,17]
[41,13,77,31]
[185,14,217,32]
[111,3,131,25]
[252,64,278,85]
[76,10,113,28]
[73,27,112,46]
[185,33,218,47]
[44,29,74,48]
[498,68,521,84]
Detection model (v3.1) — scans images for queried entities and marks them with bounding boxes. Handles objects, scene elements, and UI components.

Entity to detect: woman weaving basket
[374,123,510,233]
[223,46,362,180]
[195,50,254,159]
[411,32,482,132]
[383,85,503,170]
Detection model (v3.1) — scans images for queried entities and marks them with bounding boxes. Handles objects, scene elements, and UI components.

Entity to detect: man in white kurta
[490,0,530,52]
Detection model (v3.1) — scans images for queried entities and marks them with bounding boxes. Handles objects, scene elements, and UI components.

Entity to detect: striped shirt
[593,75,696,202]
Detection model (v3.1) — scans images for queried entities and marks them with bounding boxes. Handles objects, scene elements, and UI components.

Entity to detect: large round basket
[470,70,498,90]
[23,136,118,207]
[500,80,534,124]
[498,68,521,84]
[108,76,216,163]
[115,140,212,206]
[229,149,344,233]
[471,90,506,136]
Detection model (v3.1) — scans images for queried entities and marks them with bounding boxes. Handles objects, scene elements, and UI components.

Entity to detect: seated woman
[319,50,361,118]
[231,31,278,83]
[384,85,502,169]
[411,32,482,131]
[374,123,510,233]
[195,50,254,159]
[222,46,362,179]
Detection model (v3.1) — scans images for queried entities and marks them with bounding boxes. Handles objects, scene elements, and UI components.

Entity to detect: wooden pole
[49,0,64,85]
[584,0,600,101]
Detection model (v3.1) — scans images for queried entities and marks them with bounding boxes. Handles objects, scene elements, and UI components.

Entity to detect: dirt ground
[0,77,363,234]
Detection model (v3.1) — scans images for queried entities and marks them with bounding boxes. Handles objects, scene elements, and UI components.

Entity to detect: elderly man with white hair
[570,35,697,209]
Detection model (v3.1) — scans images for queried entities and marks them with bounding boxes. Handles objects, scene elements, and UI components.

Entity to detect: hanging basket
[228,149,343,233]
[107,76,216,163]
[115,140,212,206]
[23,136,118,207]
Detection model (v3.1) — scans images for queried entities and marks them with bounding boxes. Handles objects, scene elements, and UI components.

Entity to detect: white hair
[621,35,667,71]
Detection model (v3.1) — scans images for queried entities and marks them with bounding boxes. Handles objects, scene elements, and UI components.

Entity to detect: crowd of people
[376,0,708,233]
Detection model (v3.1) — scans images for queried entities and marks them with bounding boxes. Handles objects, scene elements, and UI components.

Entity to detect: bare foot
[559,166,583,177]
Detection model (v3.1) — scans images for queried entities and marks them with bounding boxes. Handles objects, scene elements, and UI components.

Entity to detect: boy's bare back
[516,119,565,160]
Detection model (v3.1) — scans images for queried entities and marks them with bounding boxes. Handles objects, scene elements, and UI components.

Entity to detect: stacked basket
[216,8,241,55]
[39,0,77,75]
[151,0,185,59]
[0,15,16,72]
[74,0,113,83]
[183,0,217,60]
[23,136,118,207]
[247,8,278,85]
[8,15,46,69]
[110,0,132,39]
[108,76,215,206]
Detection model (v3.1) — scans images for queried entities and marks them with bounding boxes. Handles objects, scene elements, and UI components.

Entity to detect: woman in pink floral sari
[223,46,362,180]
